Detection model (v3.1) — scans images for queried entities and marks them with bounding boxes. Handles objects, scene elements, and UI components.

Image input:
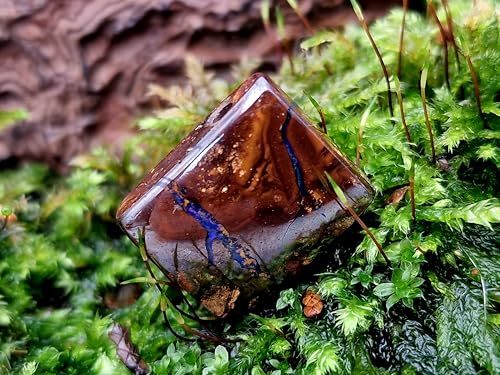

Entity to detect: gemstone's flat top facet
[117,73,374,317]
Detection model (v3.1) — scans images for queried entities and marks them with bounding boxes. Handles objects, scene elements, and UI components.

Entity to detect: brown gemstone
[117,73,374,317]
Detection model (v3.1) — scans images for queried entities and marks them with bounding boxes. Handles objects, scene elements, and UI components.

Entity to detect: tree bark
[0,0,398,169]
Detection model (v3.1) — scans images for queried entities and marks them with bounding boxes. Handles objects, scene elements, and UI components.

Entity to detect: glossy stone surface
[117,73,374,317]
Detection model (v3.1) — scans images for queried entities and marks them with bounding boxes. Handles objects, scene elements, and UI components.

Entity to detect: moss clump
[1,1,499,374]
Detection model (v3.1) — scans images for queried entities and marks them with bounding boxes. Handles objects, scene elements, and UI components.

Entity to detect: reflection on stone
[117,73,374,317]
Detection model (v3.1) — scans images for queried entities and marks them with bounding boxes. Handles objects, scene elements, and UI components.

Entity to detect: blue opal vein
[170,184,261,273]
[280,106,308,199]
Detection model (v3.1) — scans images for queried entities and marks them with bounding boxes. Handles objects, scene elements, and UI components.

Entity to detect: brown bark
[0,0,397,169]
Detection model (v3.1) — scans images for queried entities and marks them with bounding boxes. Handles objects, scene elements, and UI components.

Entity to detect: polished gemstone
[117,73,374,317]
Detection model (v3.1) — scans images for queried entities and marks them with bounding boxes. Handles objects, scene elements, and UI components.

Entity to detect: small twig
[397,0,409,79]
[109,323,149,375]
[420,67,436,163]
[9,349,28,356]
[350,0,394,118]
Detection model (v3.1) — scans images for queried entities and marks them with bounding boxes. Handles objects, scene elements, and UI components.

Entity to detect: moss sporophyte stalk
[0,1,499,374]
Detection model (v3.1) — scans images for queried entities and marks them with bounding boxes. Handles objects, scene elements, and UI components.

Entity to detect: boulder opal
[117,73,374,317]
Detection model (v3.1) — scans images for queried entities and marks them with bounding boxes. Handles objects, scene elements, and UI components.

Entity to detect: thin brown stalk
[179,323,227,345]
[462,249,488,322]
[323,62,333,76]
[397,0,409,79]
[275,7,295,75]
[363,23,394,117]
[146,256,205,324]
[140,254,196,341]
[285,43,296,75]
[394,77,416,220]
[346,204,392,266]
[442,0,461,68]
[260,0,271,34]
[394,77,413,145]
[351,0,394,117]
[428,3,451,91]
[260,317,295,346]
[10,349,28,356]
[318,110,326,134]
[292,6,314,34]
[137,229,222,342]
[409,160,416,221]
[326,172,391,266]
[159,303,196,342]
[465,54,490,129]
[420,68,436,163]
[305,92,327,134]
[356,100,374,168]
[441,0,465,98]
[285,0,313,33]
[356,128,363,167]
[443,41,450,91]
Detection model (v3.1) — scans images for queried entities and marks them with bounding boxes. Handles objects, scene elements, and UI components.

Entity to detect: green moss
[1,0,499,373]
